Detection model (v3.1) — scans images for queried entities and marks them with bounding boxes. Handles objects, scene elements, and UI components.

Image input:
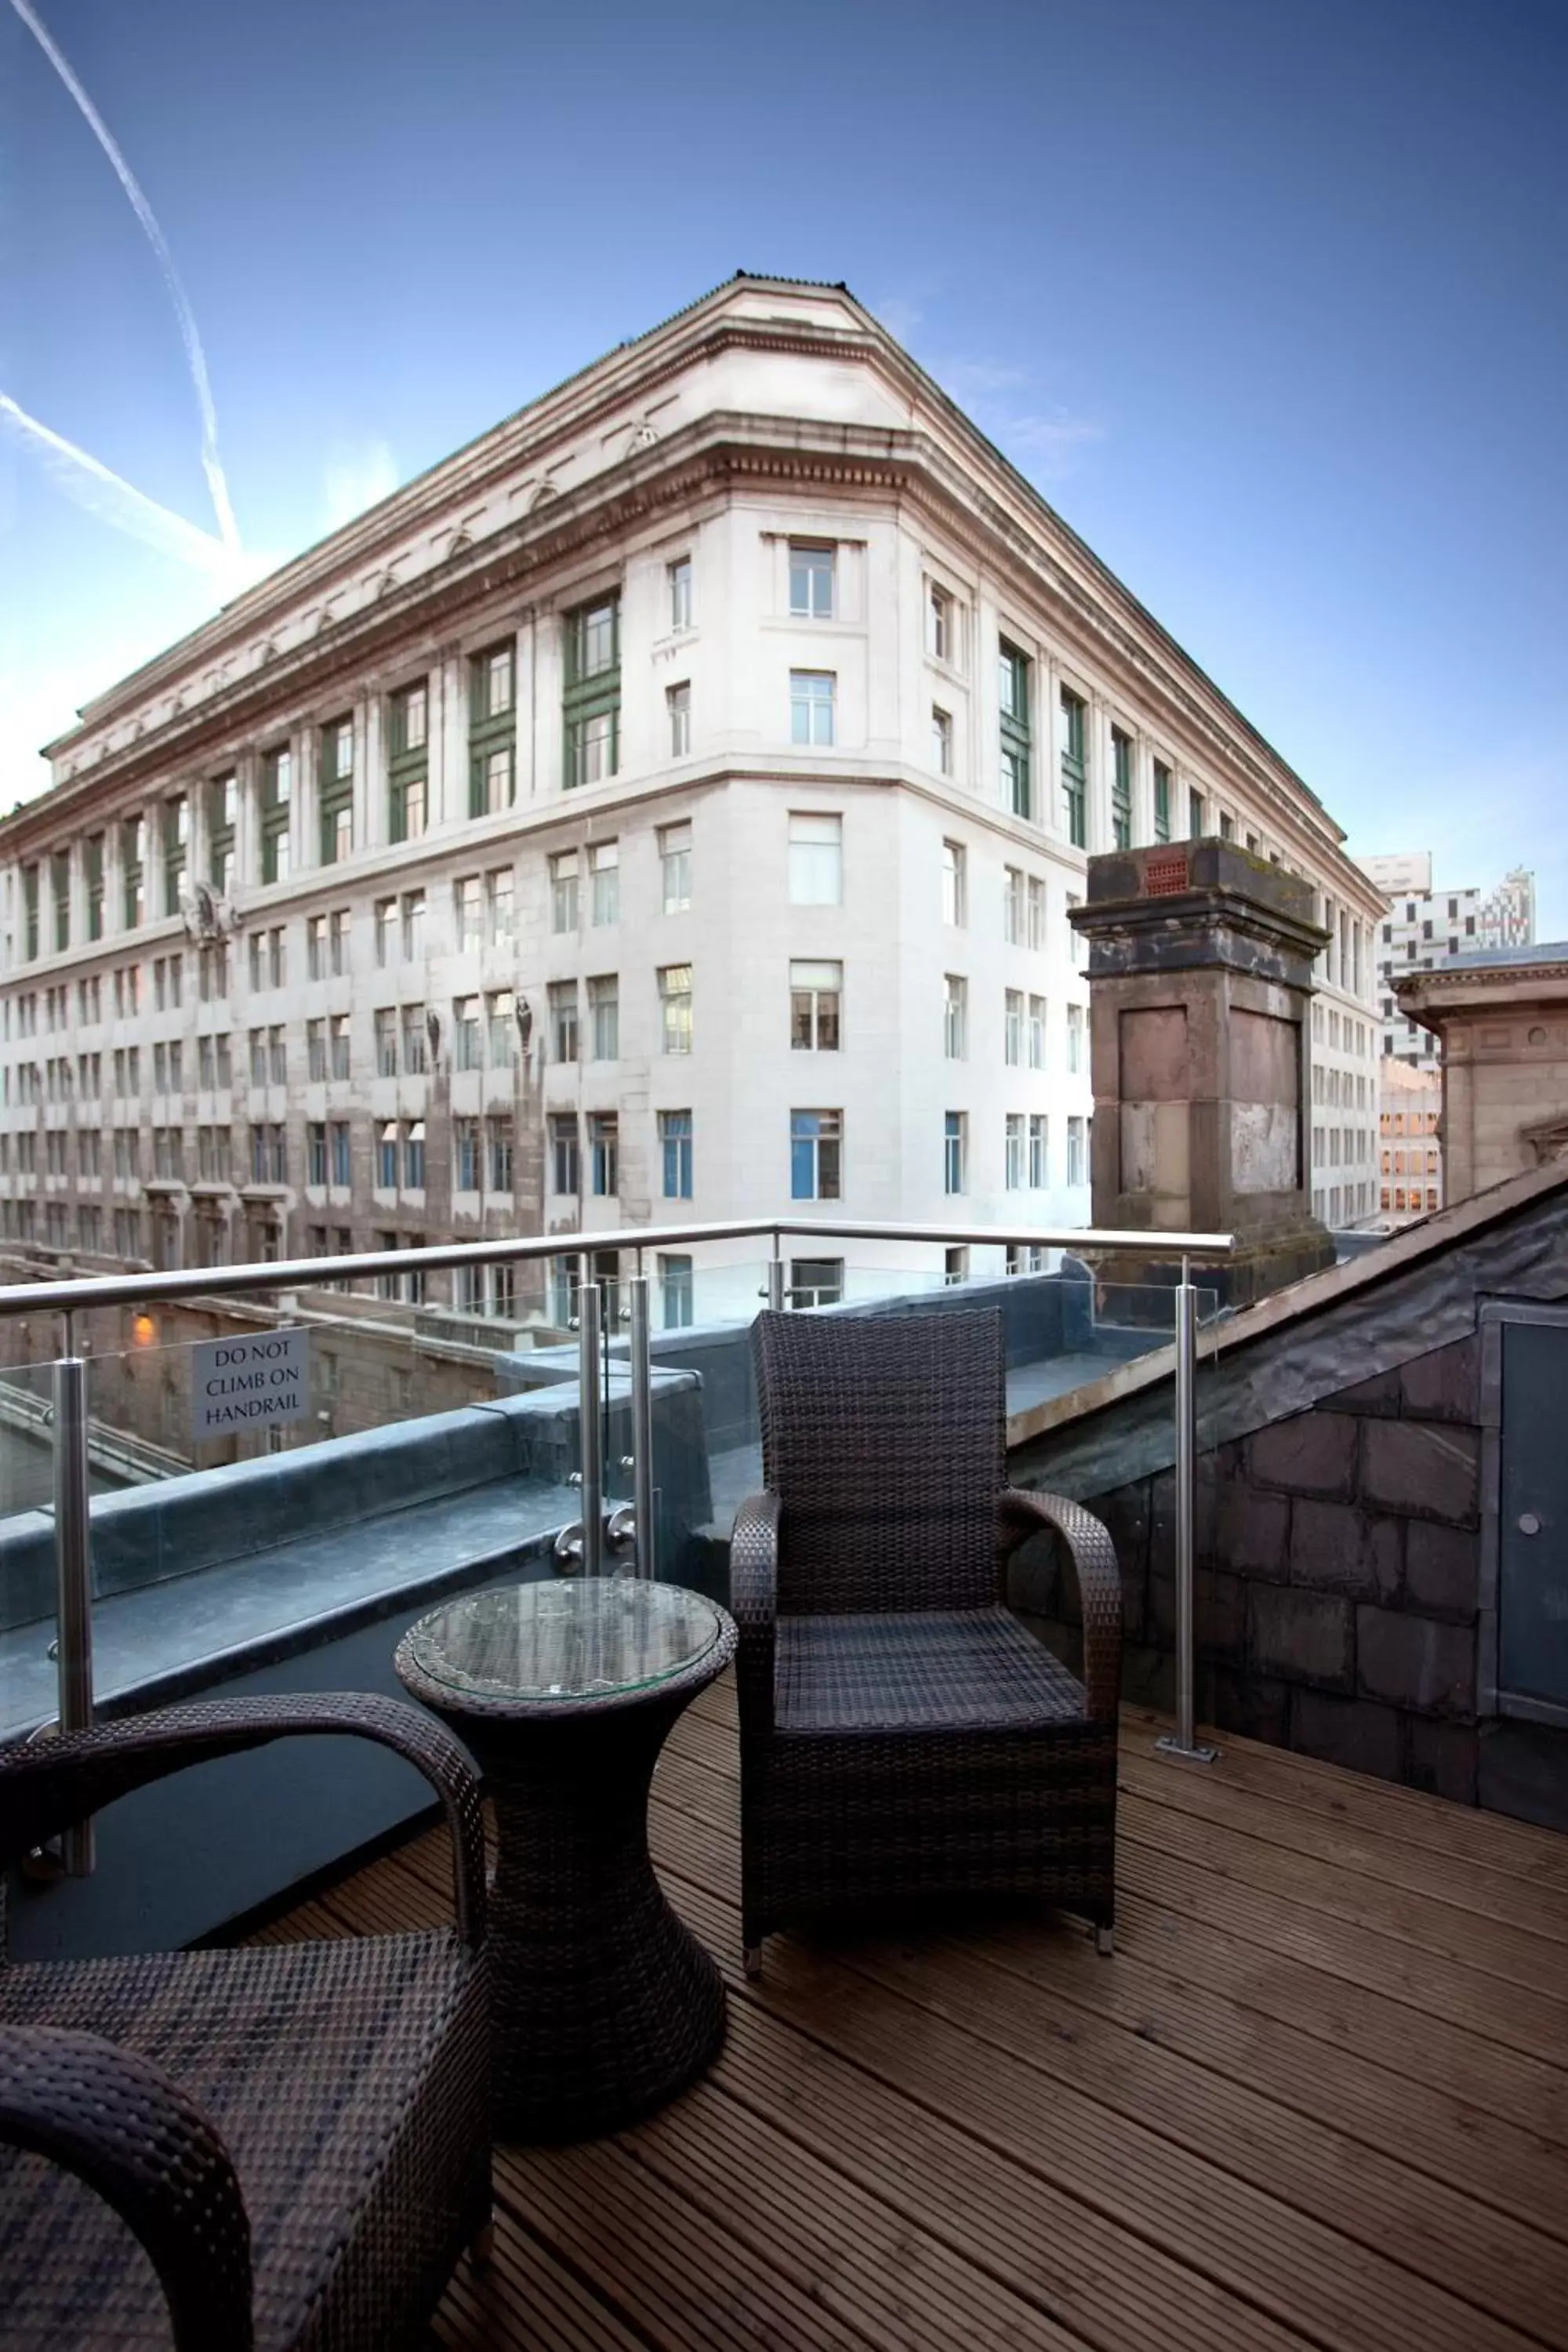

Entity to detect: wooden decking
[266,1684,1568,2352]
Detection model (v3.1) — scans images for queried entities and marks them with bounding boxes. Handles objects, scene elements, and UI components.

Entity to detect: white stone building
[0,275,1384,1328]
[1362,851,1537,1072]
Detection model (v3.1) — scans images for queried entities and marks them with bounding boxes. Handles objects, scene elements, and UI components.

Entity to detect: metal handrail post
[578,1282,604,1578]
[53,1352,96,1872]
[1157,1260,1218,1765]
[627,1275,656,1581]
[765,1258,786,1312]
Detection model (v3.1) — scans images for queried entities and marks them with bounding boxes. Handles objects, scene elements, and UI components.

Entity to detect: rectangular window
[1029,1112,1047,1189]
[162,794,188,914]
[1189,787,1206,839]
[374,898,396,966]
[307,1123,327,1185]
[563,597,620,787]
[389,681,429,843]
[453,995,481,1071]
[789,811,842,904]
[550,850,579,933]
[589,975,619,1061]
[550,1114,579,1196]
[669,556,693,632]
[329,1120,351,1188]
[377,1123,398,1189]
[318,720,354,864]
[549,980,579,1063]
[1025,875,1047,952]
[1004,866,1024,945]
[1004,988,1024,1065]
[470,644,516,817]
[944,1110,966,1196]
[790,1257,844,1309]
[121,819,145,927]
[790,1108,841,1201]
[944,974,967,1060]
[486,989,515,1068]
[788,542,835,619]
[488,1115,514,1193]
[588,1112,619,1197]
[260,749,292,884]
[307,1018,327,1082]
[48,853,71,953]
[659,1109,693,1200]
[249,1029,268,1087]
[660,822,692,912]
[328,1014,348,1081]
[999,640,1031,818]
[1067,1114,1087,1186]
[1059,688,1087,848]
[590,840,619,925]
[1111,728,1133,849]
[374,1008,397,1077]
[667,681,691,758]
[454,1118,481,1192]
[659,964,693,1054]
[1005,1112,1025,1189]
[789,670,836,747]
[659,1252,694,1330]
[927,582,953,663]
[85,833,106,939]
[931,706,952,775]
[942,839,966,927]
[1028,993,1046,1069]
[401,1007,428,1075]
[404,1122,426,1189]
[789,959,841,1050]
[1152,760,1172,843]
[455,876,483,955]
[307,914,326,981]
[330,909,349,975]
[1067,1002,1086,1074]
[1066,892,1087,970]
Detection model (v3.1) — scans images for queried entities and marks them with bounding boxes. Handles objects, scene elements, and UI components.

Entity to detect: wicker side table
[396,1577,735,2143]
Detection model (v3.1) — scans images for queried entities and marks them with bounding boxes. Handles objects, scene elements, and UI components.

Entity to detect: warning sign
[191,1328,313,1442]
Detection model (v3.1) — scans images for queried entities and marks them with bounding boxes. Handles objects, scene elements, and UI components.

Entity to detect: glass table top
[405,1577,726,1707]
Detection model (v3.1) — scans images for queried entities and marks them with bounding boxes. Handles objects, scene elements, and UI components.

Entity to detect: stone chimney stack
[1069,840,1334,1309]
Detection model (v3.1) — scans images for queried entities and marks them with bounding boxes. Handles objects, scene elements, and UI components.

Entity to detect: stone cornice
[1395,961,1568,1010]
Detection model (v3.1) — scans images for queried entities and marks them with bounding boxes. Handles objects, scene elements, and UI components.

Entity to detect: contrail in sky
[7,0,241,554]
[0,394,236,576]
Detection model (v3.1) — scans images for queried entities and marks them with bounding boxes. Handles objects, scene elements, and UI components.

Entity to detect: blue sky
[2,0,1563,924]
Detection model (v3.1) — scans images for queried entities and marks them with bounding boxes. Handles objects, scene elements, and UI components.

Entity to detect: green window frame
[162,794,188,913]
[999,640,1031,820]
[20,863,38,960]
[49,852,71,953]
[260,749,292,885]
[1152,760,1172,844]
[468,644,516,818]
[562,597,620,789]
[1189,787,1206,840]
[205,777,236,893]
[1111,728,1133,850]
[121,819,145,928]
[85,833,105,941]
[389,680,430,844]
[319,718,354,866]
[1059,688,1087,848]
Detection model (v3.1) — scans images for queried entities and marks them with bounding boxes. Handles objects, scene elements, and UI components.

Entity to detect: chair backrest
[753,1306,1005,1613]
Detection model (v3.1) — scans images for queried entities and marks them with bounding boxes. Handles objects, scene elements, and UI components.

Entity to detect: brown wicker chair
[0,1691,491,2351]
[735,1306,1122,1975]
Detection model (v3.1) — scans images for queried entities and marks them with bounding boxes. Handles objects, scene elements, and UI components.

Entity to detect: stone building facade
[1377,1054,1442,1223]
[0,276,1382,1323]
[1397,945,1568,1202]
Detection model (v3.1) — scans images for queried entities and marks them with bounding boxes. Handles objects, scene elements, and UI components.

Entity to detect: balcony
[263,1679,1568,2352]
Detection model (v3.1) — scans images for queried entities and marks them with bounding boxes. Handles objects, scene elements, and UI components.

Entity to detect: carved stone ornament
[179,881,235,942]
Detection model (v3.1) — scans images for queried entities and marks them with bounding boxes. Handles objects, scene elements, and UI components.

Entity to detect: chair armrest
[731,1490,781,1737]
[998,1488,1122,1722]
[0,1693,486,1948]
[0,2023,253,2352]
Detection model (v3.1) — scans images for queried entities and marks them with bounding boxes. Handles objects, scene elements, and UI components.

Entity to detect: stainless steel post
[1156,1261,1218,1765]
[53,1353,96,1872]
[578,1281,604,1578]
[627,1274,656,1582]
[765,1258,786,1312]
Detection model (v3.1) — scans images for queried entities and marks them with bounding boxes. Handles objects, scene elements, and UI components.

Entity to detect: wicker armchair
[735,1307,1122,1974]
[0,1692,491,2351]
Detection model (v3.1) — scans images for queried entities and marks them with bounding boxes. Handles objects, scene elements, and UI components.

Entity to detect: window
[48,852,71,952]
[660,1109,693,1200]
[328,1014,348,1081]
[668,682,691,758]
[660,822,691,912]
[1029,1113,1047,1189]
[389,681,429,843]
[21,861,40,957]
[1152,760,1172,844]
[1004,988,1024,1065]
[550,850,580,934]
[249,1028,268,1087]
[486,869,514,947]
[488,1116,514,1192]
[85,833,106,939]
[669,556,693,632]
[942,840,966,927]
[470,644,516,816]
[1004,1112,1025,1189]
[401,1007,427,1075]
[944,1110,966,1196]
[931,706,952,775]
[927,582,953,663]
[1067,1114,1087,1186]
[790,1257,844,1310]
[788,810,841,902]
[1189,787,1206,840]
[455,876,484,954]
[307,1122,327,1185]
[486,989,515,1068]
[318,719,354,864]
[789,670,836,747]
[404,1123,426,1189]
[329,1120,351,1188]
[454,1118,481,1192]
[307,914,327,981]
[122,817,148,928]
[197,942,228,1001]
[260,749,292,883]
[789,542,835,619]
[1111,729,1133,849]
[453,996,481,1070]
[660,1253,694,1330]
[659,963,693,1054]
[1028,994,1046,1069]
[999,640,1031,818]
[588,1112,619,1197]
[789,960,841,1051]
[377,1123,397,1189]
[373,898,396,966]
[162,794,188,914]
[329,908,349,975]
[307,1018,327,1082]
[564,597,620,787]
[550,1115,579,1196]
[944,974,967,1060]
[790,1108,841,1200]
[1066,1002,1086,1074]
[1004,866,1024,945]
[374,1008,397,1077]
[549,980,579,1063]
[1059,688,1087,847]
[589,975,619,1061]
[1066,891,1087,970]
[252,1123,287,1184]
[1026,875,1047,951]
[590,840,619,925]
